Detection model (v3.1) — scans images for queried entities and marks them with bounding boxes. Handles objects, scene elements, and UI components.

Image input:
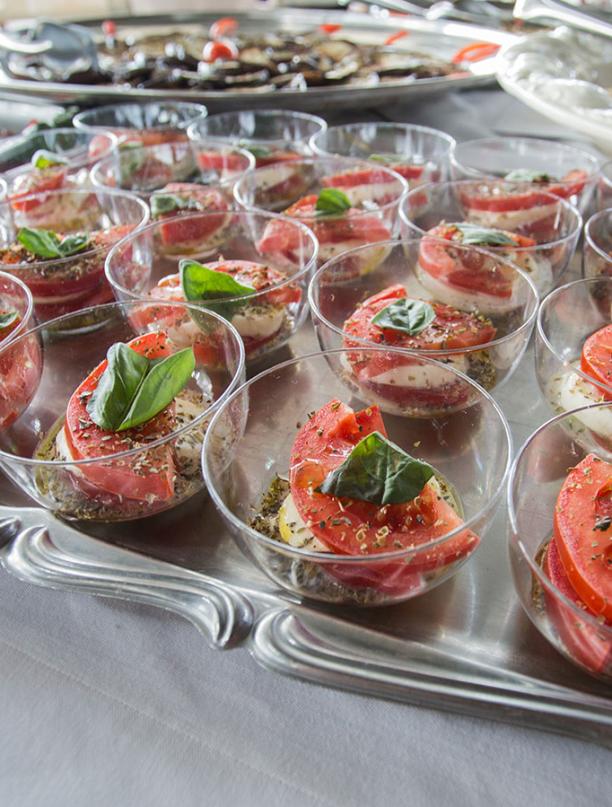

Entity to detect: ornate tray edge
[1,504,611,748]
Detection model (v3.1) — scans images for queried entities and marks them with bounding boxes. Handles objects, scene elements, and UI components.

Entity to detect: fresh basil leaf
[454,223,516,247]
[117,348,195,431]
[150,193,200,218]
[504,169,552,183]
[368,153,397,165]
[31,149,69,170]
[241,143,270,160]
[17,227,62,258]
[372,298,435,336]
[0,310,18,329]
[17,227,90,259]
[58,233,91,256]
[315,187,352,217]
[180,259,254,320]
[87,343,150,431]
[118,141,146,181]
[317,431,435,506]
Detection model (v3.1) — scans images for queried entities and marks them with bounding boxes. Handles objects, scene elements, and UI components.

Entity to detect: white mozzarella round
[415,262,518,315]
[368,355,469,388]
[278,493,328,551]
[465,202,558,230]
[232,305,286,340]
[549,364,612,437]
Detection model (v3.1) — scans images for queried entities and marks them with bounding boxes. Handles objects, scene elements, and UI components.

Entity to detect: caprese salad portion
[34,331,209,520]
[250,399,480,598]
[458,172,584,235]
[140,258,301,360]
[259,188,392,271]
[417,226,529,315]
[150,183,234,256]
[9,149,71,205]
[340,285,496,415]
[0,224,134,319]
[422,222,552,295]
[540,454,612,675]
[548,324,612,441]
[367,153,437,187]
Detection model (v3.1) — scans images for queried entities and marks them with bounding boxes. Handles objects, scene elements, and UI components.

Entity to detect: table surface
[1,87,611,807]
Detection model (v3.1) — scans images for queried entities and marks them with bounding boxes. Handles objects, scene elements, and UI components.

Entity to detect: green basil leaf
[87,343,150,431]
[58,233,91,257]
[0,310,18,329]
[368,153,397,165]
[180,259,254,320]
[504,169,552,183]
[116,348,195,431]
[453,223,516,247]
[17,227,62,258]
[372,298,435,335]
[317,431,435,506]
[241,143,270,159]
[31,149,69,169]
[118,141,146,181]
[315,187,352,217]
[150,193,200,218]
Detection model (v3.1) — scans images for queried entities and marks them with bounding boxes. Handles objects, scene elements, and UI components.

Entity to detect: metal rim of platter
[0,10,518,111]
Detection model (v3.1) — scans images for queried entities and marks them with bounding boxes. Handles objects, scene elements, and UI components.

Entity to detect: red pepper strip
[319,23,342,34]
[385,31,410,46]
[451,42,500,64]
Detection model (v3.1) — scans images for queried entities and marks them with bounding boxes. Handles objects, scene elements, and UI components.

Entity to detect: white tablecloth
[1,89,610,807]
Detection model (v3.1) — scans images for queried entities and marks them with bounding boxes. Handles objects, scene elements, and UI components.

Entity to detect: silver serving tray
[0,10,516,111]
[1,315,611,748]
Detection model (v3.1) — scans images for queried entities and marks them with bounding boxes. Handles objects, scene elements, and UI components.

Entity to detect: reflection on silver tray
[0,10,516,111]
[0,318,611,747]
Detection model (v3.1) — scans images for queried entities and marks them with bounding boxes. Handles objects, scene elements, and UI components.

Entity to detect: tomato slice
[319,23,342,34]
[260,195,391,254]
[580,324,612,401]
[459,170,588,212]
[10,168,67,211]
[345,283,496,353]
[0,331,42,427]
[153,184,230,247]
[289,400,479,572]
[419,232,514,298]
[553,454,612,622]
[197,151,248,173]
[322,168,394,190]
[543,537,612,675]
[64,332,177,503]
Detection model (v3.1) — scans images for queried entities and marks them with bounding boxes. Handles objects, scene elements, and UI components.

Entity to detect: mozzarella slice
[278,493,328,551]
[549,364,612,437]
[368,354,469,388]
[232,305,286,340]
[465,202,558,230]
[415,262,519,315]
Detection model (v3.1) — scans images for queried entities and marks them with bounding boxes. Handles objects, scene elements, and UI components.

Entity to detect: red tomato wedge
[259,194,391,257]
[343,284,496,374]
[319,23,342,34]
[153,184,229,247]
[553,454,612,622]
[544,537,611,675]
[580,324,612,400]
[64,332,177,503]
[289,400,479,572]
[419,232,515,298]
